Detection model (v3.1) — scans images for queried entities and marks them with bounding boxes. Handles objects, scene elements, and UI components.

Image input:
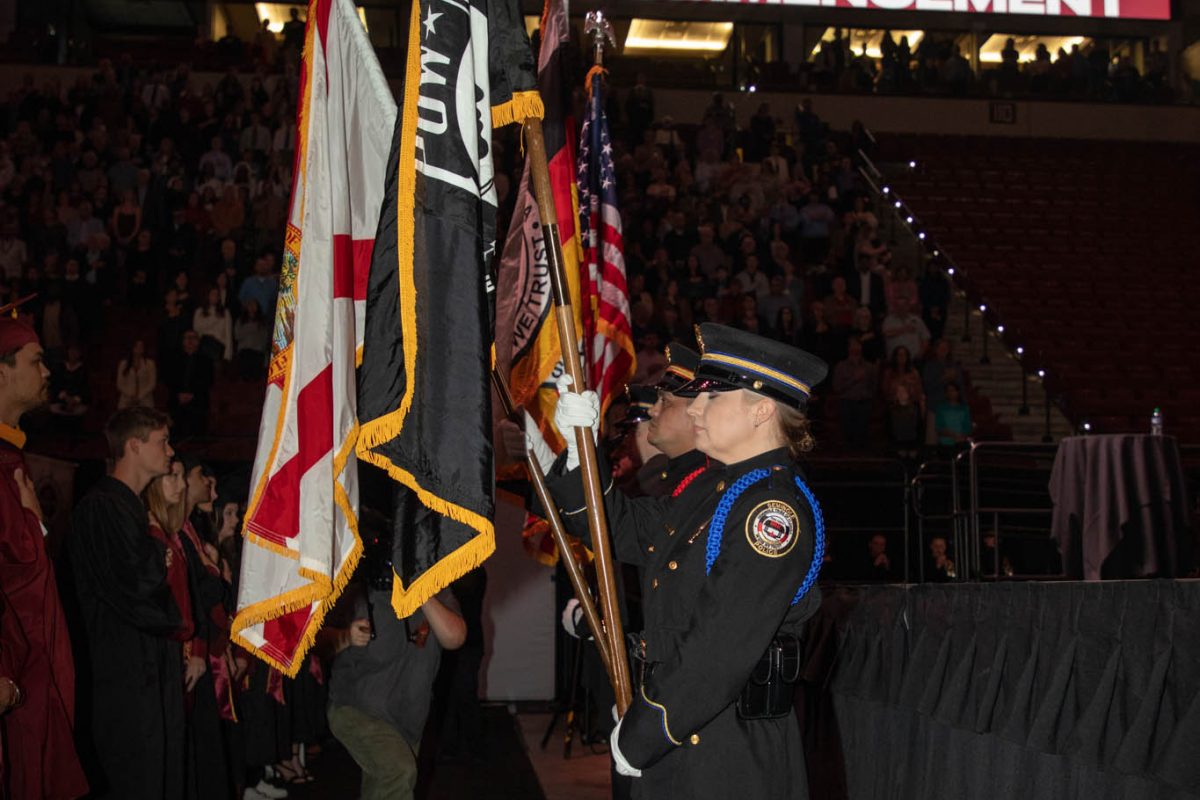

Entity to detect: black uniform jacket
[545,446,822,799]
[634,449,710,499]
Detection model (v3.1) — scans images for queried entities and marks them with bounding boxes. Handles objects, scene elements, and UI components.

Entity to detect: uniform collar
[666,449,709,474]
[0,423,26,450]
[719,446,791,476]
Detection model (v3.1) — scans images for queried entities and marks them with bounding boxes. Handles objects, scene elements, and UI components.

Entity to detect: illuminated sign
[684,0,1170,21]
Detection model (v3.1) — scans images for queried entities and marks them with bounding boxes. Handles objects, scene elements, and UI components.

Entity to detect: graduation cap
[0,295,39,357]
[676,323,829,409]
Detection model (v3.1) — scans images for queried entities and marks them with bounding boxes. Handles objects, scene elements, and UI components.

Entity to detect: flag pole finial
[584,11,615,67]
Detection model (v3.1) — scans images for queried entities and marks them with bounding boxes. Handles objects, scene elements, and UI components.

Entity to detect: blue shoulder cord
[705,468,826,606]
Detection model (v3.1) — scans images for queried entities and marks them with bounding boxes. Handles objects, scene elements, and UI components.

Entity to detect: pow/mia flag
[356,0,541,617]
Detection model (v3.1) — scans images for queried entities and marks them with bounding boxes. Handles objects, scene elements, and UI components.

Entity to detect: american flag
[576,72,636,415]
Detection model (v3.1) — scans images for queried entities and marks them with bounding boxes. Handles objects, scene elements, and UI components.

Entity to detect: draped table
[799,582,1200,800]
[1048,434,1192,579]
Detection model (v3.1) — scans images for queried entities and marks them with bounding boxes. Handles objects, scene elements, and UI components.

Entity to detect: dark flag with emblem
[355,0,541,617]
[495,0,583,454]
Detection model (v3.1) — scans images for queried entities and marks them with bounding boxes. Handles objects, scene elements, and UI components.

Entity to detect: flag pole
[522,117,633,714]
[491,369,613,676]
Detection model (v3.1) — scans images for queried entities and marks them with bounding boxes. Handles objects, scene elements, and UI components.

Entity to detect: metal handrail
[807,457,912,584]
[907,443,1065,582]
[964,441,1063,579]
[912,440,1198,582]
[910,467,956,584]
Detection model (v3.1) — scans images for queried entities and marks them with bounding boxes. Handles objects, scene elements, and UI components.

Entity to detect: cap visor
[673,376,740,397]
[653,374,689,392]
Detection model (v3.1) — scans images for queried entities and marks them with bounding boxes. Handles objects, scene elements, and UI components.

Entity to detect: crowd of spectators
[0,34,977,460]
[540,86,973,456]
[792,31,1174,105]
[0,50,295,446]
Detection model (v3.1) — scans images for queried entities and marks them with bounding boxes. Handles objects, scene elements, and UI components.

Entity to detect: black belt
[628,632,802,721]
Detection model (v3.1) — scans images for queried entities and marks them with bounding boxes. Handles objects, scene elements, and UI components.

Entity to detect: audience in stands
[116,339,158,408]
[833,338,878,450]
[927,535,956,581]
[934,382,973,447]
[166,331,215,439]
[862,533,896,581]
[48,343,89,420]
[195,287,234,362]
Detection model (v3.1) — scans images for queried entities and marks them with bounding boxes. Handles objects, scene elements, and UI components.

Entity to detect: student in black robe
[179,456,232,800]
[69,407,183,799]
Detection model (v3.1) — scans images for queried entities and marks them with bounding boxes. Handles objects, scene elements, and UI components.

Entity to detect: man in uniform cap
[0,315,89,799]
[640,344,709,497]
[612,385,661,496]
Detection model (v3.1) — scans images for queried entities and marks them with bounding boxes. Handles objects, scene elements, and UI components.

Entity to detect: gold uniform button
[690,734,700,745]
[668,560,678,570]
[648,545,655,553]
[716,481,726,492]
[660,471,668,480]
[652,578,659,589]
[666,527,676,536]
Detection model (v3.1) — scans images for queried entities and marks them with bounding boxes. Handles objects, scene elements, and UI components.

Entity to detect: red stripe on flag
[263,606,313,662]
[315,0,333,58]
[548,149,577,243]
[332,234,374,300]
[245,363,335,546]
[352,239,372,301]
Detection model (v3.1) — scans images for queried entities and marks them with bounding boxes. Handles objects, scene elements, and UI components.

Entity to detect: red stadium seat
[894,135,1200,437]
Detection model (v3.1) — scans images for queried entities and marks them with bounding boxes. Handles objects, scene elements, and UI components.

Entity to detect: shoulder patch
[745,500,799,558]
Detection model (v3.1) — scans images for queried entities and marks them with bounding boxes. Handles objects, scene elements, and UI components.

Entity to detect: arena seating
[878,135,1200,443]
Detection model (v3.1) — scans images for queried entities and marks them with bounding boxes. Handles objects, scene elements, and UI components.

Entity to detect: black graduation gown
[546,448,821,800]
[69,476,184,800]
[178,531,232,800]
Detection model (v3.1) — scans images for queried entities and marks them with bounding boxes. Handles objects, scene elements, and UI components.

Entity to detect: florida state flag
[232,0,394,675]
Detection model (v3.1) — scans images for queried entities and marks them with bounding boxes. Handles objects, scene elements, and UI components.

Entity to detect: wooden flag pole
[491,369,613,677]
[522,117,632,714]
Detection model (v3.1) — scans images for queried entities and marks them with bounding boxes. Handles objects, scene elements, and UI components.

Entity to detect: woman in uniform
[540,322,829,799]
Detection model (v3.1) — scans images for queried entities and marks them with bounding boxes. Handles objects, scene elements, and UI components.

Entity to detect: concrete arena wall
[3,63,1197,143]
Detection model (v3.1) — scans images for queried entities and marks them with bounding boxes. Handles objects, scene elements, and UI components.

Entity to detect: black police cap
[621,384,657,426]
[654,343,701,393]
[675,323,829,409]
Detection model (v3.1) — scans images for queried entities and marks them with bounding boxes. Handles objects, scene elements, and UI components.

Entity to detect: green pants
[328,704,418,800]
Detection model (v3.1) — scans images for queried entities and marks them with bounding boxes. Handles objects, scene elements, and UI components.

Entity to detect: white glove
[522,411,557,474]
[610,706,642,778]
[560,597,586,639]
[553,374,599,472]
